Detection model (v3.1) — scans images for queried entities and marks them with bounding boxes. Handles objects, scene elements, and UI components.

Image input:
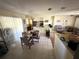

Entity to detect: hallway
[0,33,55,59]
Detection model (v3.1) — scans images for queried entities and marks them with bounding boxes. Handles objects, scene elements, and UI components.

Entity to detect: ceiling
[0,0,79,17]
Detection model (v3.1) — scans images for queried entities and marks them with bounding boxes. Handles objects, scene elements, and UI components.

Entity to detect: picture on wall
[33,21,37,26]
[39,21,44,27]
[45,20,48,22]
[57,20,60,22]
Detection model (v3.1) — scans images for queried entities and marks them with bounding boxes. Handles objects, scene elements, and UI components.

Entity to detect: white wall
[34,16,53,26]
[74,17,79,28]
[53,15,76,27]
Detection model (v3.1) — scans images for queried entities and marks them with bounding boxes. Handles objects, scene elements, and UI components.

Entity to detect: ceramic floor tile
[0,32,55,59]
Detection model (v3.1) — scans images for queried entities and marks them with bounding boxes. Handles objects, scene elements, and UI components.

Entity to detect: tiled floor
[0,33,55,59]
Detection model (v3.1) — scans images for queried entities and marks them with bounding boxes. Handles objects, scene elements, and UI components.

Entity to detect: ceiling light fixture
[61,7,66,9]
[48,8,52,11]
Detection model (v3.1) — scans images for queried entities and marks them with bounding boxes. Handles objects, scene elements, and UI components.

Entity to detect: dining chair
[32,30,40,42]
[20,36,33,49]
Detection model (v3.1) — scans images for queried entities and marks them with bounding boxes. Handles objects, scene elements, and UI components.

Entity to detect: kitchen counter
[54,33,73,59]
